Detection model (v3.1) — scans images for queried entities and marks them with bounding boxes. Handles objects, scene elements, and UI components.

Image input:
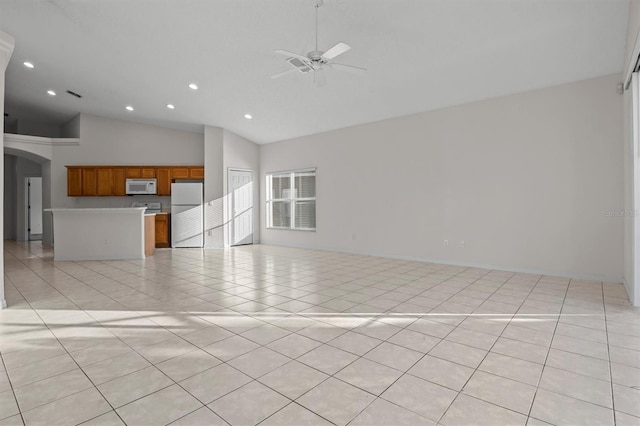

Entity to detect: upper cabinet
[96,168,113,196]
[171,167,190,180]
[112,169,127,196]
[190,167,204,179]
[67,167,83,196]
[157,168,171,196]
[82,168,98,196]
[66,165,204,196]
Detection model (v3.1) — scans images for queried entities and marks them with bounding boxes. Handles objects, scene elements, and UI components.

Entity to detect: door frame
[24,176,43,241]
[227,168,254,247]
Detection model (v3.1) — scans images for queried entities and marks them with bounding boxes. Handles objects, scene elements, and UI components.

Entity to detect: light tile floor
[1,240,639,426]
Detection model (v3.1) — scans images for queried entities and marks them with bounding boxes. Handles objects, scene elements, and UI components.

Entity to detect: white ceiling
[0,0,630,144]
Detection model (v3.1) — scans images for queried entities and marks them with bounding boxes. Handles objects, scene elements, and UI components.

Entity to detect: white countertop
[45,207,146,213]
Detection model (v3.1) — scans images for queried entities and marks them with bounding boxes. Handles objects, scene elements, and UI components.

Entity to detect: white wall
[624,1,640,305]
[44,114,204,242]
[626,0,640,70]
[3,155,16,240]
[0,31,15,309]
[16,119,61,138]
[204,126,224,248]
[41,161,52,245]
[223,129,260,245]
[261,74,624,281]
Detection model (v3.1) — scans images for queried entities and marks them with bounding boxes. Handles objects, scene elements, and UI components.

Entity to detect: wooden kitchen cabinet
[171,167,190,179]
[190,166,204,179]
[126,168,142,178]
[82,168,98,196]
[155,214,170,248]
[157,168,171,196]
[112,168,127,196]
[141,168,156,178]
[96,168,113,196]
[145,215,156,256]
[67,165,204,196]
[67,167,82,196]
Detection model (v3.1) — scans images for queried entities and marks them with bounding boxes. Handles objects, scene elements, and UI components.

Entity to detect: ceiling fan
[272,1,366,87]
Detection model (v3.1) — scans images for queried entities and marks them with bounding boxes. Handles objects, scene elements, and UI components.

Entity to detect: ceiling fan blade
[271,69,298,79]
[322,42,351,60]
[315,69,327,87]
[331,63,367,74]
[274,49,310,63]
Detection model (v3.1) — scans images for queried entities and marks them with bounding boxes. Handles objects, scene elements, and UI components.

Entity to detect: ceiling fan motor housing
[308,50,325,62]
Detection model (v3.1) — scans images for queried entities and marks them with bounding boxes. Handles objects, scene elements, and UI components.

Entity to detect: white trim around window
[266,168,316,231]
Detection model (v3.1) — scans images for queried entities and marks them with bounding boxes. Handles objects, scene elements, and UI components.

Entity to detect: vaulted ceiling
[0,0,630,143]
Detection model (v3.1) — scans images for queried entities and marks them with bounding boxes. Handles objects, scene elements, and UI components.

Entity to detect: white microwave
[126,179,157,195]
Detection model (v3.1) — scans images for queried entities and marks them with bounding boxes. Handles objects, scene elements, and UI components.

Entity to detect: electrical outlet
[351,234,357,241]
[443,240,449,246]
[459,240,465,248]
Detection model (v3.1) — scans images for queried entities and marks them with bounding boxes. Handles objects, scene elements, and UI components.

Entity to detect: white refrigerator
[171,182,204,248]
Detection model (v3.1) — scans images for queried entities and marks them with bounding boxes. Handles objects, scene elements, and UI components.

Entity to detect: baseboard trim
[0,299,7,309]
[259,240,623,284]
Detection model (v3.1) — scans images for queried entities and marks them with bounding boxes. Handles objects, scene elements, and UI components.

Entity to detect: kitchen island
[46,207,151,261]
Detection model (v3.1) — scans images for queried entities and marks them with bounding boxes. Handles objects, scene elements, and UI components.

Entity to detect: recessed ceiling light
[244,114,252,119]
[188,83,198,90]
[125,106,134,111]
[47,90,56,96]
[23,61,34,69]
[166,104,175,110]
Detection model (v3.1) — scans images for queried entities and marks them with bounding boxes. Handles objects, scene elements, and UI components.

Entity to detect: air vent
[66,90,82,98]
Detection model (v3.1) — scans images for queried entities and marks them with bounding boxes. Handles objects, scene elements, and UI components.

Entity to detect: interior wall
[260,74,624,281]
[3,155,16,240]
[44,114,205,244]
[53,114,204,208]
[1,30,15,309]
[223,129,260,245]
[626,0,640,70]
[41,161,52,245]
[15,119,61,138]
[4,117,16,133]
[204,126,224,249]
[624,0,640,304]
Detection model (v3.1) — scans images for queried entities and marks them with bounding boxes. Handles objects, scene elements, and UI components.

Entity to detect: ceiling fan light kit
[272,1,366,86]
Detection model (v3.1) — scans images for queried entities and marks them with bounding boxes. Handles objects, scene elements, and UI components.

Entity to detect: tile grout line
[525,275,571,423]
[0,342,26,425]
[429,271,543,424]
[1,268,127,425]
[2,241,636,426]
[602,282,617,425]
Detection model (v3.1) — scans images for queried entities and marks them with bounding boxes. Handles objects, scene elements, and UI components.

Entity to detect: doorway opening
[26,177,43,241]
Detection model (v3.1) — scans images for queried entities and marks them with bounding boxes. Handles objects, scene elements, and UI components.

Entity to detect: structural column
[0,31,15,309]
[204,126,224,248]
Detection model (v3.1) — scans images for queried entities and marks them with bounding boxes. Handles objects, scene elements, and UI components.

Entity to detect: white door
[228,170,253,246]
[28,177,43,239]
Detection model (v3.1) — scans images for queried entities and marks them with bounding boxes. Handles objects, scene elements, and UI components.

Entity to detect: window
[266,169,316,230]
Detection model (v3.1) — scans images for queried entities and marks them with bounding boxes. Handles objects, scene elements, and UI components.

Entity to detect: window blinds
[267,169,316,230]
